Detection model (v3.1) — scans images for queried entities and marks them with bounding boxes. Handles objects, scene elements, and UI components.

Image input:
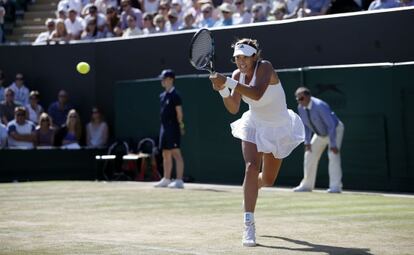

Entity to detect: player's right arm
[210,70,241,114]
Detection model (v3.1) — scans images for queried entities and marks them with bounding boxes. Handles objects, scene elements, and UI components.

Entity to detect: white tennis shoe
[242,223,256,247]
[154,178,171,188]
[168,179,184,189]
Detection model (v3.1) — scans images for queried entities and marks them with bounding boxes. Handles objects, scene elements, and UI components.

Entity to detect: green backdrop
[115,63,414,192]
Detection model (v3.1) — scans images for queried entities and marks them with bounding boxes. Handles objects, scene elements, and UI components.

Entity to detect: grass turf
[0,181,413,255]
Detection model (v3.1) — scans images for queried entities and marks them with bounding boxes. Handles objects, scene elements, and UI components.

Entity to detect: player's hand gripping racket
[189,28,215,74]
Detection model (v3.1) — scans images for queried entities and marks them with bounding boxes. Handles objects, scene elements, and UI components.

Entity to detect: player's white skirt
[230,109,305,159]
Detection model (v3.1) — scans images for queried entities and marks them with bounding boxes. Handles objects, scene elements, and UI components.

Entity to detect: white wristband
[218,87,230,98]
[224,77,238,90]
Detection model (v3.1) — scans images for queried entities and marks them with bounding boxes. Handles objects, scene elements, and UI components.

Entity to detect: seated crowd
[29,0,414,44]
[0,70,109,149]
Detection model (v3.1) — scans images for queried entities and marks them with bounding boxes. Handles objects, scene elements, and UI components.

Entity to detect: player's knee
[245,162,260,176]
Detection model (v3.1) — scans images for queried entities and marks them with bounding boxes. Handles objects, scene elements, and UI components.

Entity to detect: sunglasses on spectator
[144,17,152,20]
[41,119,50,122]
[16,113,25,116]
[222,11,230,14]
[296,96,305,101]
[202,10,210,13]
[69,115,78,119]
[6,94,13,97]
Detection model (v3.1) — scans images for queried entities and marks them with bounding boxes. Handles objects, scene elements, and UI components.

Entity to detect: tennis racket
[189,28,215,74]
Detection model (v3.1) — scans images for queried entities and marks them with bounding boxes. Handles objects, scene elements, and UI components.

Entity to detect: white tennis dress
[230,65,305,159]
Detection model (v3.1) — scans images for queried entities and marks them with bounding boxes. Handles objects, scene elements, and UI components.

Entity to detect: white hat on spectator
[45,18,55,25]
[219,2,236,13]
[171,0,182,5]
[201,3,213,12]
[68,6,77,13]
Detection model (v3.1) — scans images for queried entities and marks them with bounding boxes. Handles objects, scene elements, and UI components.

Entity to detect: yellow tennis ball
[76,62,90,74]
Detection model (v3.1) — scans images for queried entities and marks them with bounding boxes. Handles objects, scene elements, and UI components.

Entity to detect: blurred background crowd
[0,0,412,44]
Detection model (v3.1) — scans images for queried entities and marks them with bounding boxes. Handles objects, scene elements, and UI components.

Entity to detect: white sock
[244,212,254,225]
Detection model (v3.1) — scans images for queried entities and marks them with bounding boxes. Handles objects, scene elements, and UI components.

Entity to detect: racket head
[189,28,215,73]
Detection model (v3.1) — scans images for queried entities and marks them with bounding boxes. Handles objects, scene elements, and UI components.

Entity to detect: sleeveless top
[239,62,290,125]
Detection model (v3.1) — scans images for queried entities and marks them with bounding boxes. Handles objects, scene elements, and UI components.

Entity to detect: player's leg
[258,153,282,188]
[241,140,262,247]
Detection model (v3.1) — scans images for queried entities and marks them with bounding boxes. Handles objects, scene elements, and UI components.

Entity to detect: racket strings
[191,31,213,69]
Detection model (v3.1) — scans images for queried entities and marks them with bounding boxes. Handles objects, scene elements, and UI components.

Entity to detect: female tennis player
[209,38,305,247]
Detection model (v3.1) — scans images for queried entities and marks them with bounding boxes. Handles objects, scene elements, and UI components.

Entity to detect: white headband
[233,43,257,57]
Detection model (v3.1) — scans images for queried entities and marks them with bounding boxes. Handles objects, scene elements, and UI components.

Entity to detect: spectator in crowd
[157,0,170,19]
[35,112,55,147]
[198,3,215,28]
[25,90,43,125]
[233,0,252,25]
[171,0,184,22]
[104,6,122,37]
[0,5,5,43]
[214,2,235,27]
[400,0,414,6]
[0,70,5,102]
[293,87,344,193]
[179,11,197,30]
[268,2,288,20]
[8,73,29,106]
[0,122,6,148]
[33,18,56,45]
[54,109,83,148]
[65,8,85,40]
[154,69,186,189]
[251,3,268,22]
[305,0,332,16]
[48,90,73,128]
[121,0,143,30]
[85,5,107,32]
[122,14,143,37]
[285,0,303,15]
[86,107,108,148]
[368,0,400,9]
[153,13,167,32]
[81,17,105,40]
[49,18,70,42]
[95,0,118,13]
[0,88,21,125]
[166,9,181,31]
[7,107,35,149]
[140,0,160,14]
[56,6,68,20]
[142,12,156,34]
[58,0,82,14]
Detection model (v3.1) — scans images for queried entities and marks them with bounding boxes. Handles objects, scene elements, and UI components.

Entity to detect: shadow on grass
[258,235,373,255]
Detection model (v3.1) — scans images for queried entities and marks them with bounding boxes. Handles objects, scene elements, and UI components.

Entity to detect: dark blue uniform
[159,87,182,150]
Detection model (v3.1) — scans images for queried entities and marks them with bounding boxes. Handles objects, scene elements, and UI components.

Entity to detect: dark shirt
[160,87,182,129]
[0,101,21,122]
[47,101,73,127]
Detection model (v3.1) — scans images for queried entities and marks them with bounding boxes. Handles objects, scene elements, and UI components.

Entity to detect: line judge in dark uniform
[154,69,186,189]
